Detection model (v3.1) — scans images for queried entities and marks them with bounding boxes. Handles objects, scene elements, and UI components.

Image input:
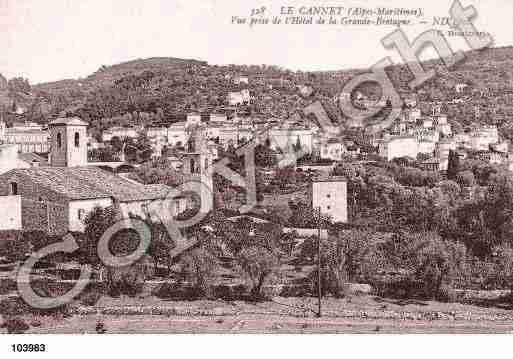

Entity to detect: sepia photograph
[1,0,513,356]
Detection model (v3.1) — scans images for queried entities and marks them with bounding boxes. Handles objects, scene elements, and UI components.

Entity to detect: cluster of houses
[0,114,350,236]
[0,85,510,236]
[0,117,211,235]
[374,104,509,171]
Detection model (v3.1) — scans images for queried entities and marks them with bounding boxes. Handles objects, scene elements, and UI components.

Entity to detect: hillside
[1,46,513,138]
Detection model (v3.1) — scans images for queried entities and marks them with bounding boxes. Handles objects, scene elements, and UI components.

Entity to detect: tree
[79,206,118,265]
[110,136,123,153]
[447,150,460,180]
[408,232,467,299]
[456,170,475,188]
[178,247,219,298]
[237,246,279,300]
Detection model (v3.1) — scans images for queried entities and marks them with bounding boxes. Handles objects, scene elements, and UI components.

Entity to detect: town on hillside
[3,56,513,336]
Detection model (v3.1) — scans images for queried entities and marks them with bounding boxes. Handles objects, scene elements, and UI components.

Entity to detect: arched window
[74,132,80,147]
[57,132,62,148]
[10,182,18,195]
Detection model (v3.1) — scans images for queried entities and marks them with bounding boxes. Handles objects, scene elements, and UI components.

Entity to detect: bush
[0,238,30,263]
[178,247,219,298]
[152,282,197,301]
[1,318,29,334]
[489,245,513,289]
[437,284,458,303]
[0,278,17,295]
[79,288,103,307]
[408,233,467,299]
[0,297,31,317]
[106,255,155,297]
[237,246,280,301]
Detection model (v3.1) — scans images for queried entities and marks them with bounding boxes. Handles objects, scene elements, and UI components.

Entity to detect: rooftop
[1,166,173,202]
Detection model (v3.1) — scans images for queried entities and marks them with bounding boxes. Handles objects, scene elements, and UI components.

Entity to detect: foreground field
[17,294,513,334]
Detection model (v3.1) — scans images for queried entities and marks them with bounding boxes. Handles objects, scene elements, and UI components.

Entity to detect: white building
[310,176,348,223]
[435,139,457,171]
[268,127,314,154]
[186,113,202,126]
[379,136,419,161]
[233,76,249,85]
[102,126,139,142]
[320,138,346,162]
[227,90,251,106]
[167,122,188,147]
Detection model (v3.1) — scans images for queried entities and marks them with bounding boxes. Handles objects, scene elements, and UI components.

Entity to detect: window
[326,194,331,199]
[38,196,43,202]
[74,132,80,147]
[190,158,196,174]
[78,209,86,220]
[327,206,331,210]
[57,132,62,148]
[10,182,18,195]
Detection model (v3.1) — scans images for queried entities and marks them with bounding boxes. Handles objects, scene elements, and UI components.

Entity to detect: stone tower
[182,126,214,214]
[48,117,88,167]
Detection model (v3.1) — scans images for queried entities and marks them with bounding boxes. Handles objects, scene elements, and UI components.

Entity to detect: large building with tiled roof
[0,117,188,234]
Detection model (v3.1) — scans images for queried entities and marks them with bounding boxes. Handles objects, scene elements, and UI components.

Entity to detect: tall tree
[447,150,460,180]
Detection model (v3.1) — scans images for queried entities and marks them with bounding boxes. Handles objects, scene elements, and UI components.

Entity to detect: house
[167,122,188,148]
[11,121,43,132]
[227,90,250,106]
[435,139,457,171]
[268,127,314,155]
[209,113,228,124]
[102,126,139,142]
[320,138,345,162]
[418,140,436,156]
[1,121,49,153]
[146,127,168,142]
[379,135,419,161]
[403,108,421,123]
[0,166,188,234]
[455,83,468,93]
[233,76,249,85]
[470,126,499,151]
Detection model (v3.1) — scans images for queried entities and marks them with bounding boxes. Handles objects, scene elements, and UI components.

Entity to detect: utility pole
[317,206,322,318]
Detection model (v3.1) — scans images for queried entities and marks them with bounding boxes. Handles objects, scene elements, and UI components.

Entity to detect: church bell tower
[48,117,88,167]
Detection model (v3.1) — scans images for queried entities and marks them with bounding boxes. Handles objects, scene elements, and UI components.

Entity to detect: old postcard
[0,0,512,356]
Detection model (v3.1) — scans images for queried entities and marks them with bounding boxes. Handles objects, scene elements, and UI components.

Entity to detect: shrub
[437,284,458,303]
[236,246,280,300]
[408,233,467,299]
[178,247,219,298]
[308,239,349,298]
[0,297,30,317]
[489,244,513,289]
[106,255,155,297]
[0,278,16,295]
[79,288,103,307]
[152,282,196,301]
[1,318,29,334]
[0,238,30,263]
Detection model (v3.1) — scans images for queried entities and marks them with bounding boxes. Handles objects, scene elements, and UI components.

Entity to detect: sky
[0,0,512,84]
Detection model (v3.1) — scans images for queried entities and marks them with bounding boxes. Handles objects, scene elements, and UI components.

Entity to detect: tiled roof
[2,167,173,202]
[18,153,48,166]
